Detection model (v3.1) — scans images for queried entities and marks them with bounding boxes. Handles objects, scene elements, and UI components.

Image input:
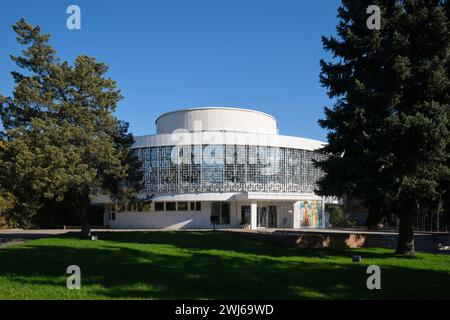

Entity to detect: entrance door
[268,206,277,228]
[211,202,231,225]
[257,206,277,228]
[241,206,251,225]
[257,207,267,227]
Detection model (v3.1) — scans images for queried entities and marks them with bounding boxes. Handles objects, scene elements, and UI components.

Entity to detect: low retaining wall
[234,231,391,249]
[63,225,109,230]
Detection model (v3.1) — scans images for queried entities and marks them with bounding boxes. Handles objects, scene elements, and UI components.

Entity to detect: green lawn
[0,231,449,299]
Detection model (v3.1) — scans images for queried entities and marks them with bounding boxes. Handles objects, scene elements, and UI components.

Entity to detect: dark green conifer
[317,0,450,254]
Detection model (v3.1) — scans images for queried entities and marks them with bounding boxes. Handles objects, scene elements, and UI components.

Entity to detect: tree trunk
[395,203,415,254]
[80,192,91,238]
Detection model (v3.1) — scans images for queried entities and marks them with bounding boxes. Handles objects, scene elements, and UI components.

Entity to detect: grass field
[0,231,449,299]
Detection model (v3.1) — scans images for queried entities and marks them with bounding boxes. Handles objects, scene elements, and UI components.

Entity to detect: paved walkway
[0,229,71,248]
[224,227,450,236]
[0,228,217,247]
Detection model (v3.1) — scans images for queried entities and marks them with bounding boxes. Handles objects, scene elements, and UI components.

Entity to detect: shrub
[327,206,356,227]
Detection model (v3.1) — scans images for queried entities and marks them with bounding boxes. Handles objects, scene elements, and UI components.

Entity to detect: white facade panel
[133,132,325,151]
[156,107,278,135]
[107,203,212,229]
[137,192,323,203]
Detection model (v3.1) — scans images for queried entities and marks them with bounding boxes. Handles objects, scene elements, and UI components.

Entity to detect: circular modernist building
[103,107,334,229]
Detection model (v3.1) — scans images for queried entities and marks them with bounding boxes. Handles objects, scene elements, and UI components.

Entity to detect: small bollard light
[352,255,362,263]
[91,235,98,241]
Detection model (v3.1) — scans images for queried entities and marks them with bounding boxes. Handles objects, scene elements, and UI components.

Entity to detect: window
[210,202,230,225]
[110,204,117,221]
[166,202,176,211]
[196,202,201,211]
[190,202,196,211]
[211,202,220,224]
[154,202,165,211]
[221,202,230,224]
[241,206,251,225]
[177,202,188,211]
[135,145,326,194]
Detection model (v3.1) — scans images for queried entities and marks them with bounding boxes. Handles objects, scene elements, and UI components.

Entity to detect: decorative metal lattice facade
[134,145,326,193]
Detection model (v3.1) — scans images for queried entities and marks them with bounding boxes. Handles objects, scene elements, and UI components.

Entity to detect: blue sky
[0,0,341,141]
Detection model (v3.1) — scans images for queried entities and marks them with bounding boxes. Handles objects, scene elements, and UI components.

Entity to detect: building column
[250,202,257,230]
[321,197,326,228]
[292,201,300,229]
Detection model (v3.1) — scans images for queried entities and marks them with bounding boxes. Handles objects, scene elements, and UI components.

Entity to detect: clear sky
[0,0,341,141]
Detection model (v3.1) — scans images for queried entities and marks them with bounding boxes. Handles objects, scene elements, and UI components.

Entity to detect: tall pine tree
[317,0,450,254]
[0,19,142,236]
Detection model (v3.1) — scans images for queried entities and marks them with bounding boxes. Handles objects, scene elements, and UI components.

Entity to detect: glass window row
[133,145,325,193]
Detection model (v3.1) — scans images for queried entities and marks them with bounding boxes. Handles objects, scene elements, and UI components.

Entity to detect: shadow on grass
[0,231,449,299]
[85,231,416,260]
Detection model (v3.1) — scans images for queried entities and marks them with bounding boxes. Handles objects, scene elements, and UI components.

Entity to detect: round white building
[103,107,334,229]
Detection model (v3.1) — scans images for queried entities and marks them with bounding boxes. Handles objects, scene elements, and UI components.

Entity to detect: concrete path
[0,228,218,248]
[239,227,448,236]
[0,229,71,248]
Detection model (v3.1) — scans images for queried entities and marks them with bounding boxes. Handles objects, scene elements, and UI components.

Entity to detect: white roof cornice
[133,132,326,151]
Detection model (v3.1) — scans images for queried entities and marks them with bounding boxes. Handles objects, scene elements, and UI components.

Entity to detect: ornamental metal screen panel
[133,145,326,193]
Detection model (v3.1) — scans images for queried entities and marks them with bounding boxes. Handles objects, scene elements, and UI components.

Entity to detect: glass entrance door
[268,206,277,228]
[257,206,277,227]
[257,207,267,227]
[241,206,251,225]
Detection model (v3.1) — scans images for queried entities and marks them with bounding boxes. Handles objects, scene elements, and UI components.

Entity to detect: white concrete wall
[103,199,327,230]
[133,131,325,152]
[276,202,295,228]
[156,107,278,135]
[229,201,240,226]
[105,202,243,229]
[106,202,213,229]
